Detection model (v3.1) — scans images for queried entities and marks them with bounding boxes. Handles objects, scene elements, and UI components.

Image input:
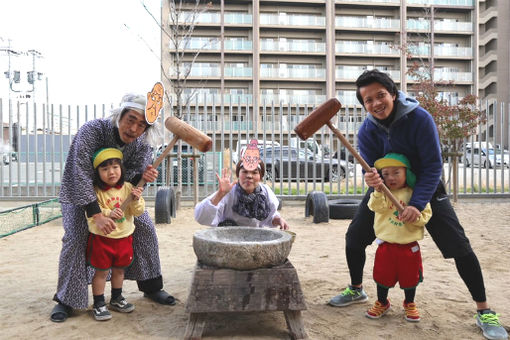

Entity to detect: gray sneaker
[110,295,135,313]
[93,302,112,321]
[329,285,368,307]
[476,311,508,340]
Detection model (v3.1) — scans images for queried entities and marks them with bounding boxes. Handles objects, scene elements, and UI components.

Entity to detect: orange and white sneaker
[403,301,421,322]
[365,300,391,319]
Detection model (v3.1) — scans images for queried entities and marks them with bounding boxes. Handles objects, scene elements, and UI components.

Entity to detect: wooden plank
[183,313,207,340]
[186,260,307,313]
[284,310,308,340]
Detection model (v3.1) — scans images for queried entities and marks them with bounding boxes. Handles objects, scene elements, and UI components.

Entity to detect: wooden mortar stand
[184,260,308,340]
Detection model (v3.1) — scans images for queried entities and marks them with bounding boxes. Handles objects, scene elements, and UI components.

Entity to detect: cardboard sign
[145,82,164,125]
[241,139,261,171]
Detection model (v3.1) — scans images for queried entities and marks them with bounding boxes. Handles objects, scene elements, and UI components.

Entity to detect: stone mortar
[193,226,292,270]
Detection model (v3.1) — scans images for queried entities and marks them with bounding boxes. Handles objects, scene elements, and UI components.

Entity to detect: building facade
[161,0,509,145]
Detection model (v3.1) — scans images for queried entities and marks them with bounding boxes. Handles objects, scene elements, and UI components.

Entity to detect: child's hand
[131,186,144,200]
[110,208,124,220]
[364,168,383,189]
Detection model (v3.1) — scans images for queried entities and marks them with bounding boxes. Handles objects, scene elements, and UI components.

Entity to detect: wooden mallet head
[165,116,212,152]
[294,98,342,140]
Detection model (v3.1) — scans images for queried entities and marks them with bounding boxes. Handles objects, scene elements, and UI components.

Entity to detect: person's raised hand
[142,164,158,183]
[364,168,383,191]
[398,205,421,223]
[216,167,237,195]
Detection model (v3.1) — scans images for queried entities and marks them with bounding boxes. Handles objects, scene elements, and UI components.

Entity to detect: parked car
[233,139,280,164]
[260,146,354,182]
[154,144,205,185]
[289,136,355,163]
[464,142,509,168]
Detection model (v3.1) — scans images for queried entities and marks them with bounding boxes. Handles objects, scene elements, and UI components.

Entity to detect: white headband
[121,101,145,111]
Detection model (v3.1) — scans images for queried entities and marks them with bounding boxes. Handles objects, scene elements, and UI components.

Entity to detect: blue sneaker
[328,285,368,307]
[476,311,508,340]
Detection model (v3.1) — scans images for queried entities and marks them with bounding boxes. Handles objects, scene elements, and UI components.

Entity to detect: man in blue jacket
[328,69,507,340]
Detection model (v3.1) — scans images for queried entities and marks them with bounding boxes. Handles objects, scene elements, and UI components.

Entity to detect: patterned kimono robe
[55,118,162,309]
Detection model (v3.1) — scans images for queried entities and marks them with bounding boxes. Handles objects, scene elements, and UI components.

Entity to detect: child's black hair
[93,158,125,190]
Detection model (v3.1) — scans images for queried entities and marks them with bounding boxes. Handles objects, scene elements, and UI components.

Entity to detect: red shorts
[86,234,134,270]
[373,241,423,289]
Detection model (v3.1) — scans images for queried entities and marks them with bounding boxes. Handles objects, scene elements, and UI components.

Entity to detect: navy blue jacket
[357,91,443,211]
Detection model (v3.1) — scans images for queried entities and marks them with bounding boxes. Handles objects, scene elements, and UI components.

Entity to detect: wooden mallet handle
[119,135,179,211]
[119,117,212,211]
[326,121,404,213]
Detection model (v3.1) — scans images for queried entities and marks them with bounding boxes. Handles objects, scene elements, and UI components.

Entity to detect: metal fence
[1,97,509,202]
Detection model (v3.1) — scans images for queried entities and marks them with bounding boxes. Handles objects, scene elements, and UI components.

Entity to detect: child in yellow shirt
[86,148,145,321]
[365,153,432,322]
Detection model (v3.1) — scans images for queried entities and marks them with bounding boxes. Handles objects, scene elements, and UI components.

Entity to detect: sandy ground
[1,200,509,340]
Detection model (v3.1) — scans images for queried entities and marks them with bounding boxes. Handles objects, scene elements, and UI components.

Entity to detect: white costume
[194,183,280,228]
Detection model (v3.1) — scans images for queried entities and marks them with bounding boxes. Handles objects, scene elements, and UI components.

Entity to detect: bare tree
[140,0,213,209]
[400,8,485,201]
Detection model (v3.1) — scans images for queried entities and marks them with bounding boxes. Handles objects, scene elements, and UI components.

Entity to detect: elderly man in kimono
[50,93,175,322]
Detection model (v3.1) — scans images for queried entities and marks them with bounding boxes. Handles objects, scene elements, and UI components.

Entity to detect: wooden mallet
[294,98,404,213]
[120,116,212,210]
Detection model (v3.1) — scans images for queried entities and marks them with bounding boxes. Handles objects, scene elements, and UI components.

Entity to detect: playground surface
[1,199,509,339]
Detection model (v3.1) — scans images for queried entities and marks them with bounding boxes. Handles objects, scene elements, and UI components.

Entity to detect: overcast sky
[0,0,161,106]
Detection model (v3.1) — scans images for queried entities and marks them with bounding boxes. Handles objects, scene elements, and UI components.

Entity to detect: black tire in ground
[155,187,176,224]
[305,191,329,223]
[328,199,361,220]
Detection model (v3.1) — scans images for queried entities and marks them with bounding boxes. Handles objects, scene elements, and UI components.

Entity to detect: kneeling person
[195,140,288,230]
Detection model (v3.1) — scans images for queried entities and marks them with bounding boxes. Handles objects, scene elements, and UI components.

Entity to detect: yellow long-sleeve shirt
[367,187,432,244]
[87,182,145,239]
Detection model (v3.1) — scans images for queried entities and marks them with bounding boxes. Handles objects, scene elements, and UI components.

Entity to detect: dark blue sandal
[50,303,72,322]
[144,290,176,305]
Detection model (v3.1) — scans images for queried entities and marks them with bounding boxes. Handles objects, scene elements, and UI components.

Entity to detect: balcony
[175,66,253,78]
[184,119,255,132]
[176,93,253,105]
[260,13,325,27]
[336,41,399,56]
[224,39,253,51]
[407,19,473,33]
[260,67,326,80]
[176,11,252,25]
[261,39,325,53]
[408,45,472,58]
[336,16,399,30]
[407,0,473,6]
[260,94,327,105]
[170,38,252,52]
[336,68,400,81]
[407,71,473,83]
[225,13,252,25]
[337,91,360,106]
[335,0,399,4]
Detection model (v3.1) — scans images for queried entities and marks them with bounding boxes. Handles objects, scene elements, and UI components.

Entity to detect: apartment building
[478,0,509,143]
[161,0,508,145]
